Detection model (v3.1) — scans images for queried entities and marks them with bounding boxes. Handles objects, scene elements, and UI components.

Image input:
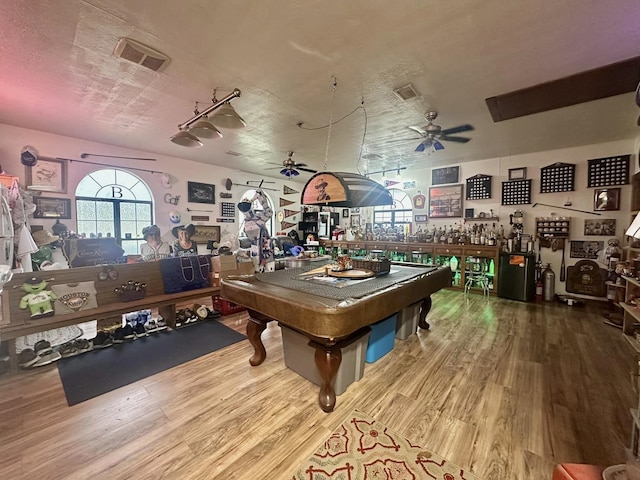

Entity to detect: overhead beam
[485,56,640,122]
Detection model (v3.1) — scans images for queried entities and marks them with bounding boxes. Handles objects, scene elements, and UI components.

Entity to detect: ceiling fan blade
[433,140,445,150]
[408,126,427,135]
[440,124,474,135]
[293,162,308,168]
[297,167,317,173]
[439,135,471,143]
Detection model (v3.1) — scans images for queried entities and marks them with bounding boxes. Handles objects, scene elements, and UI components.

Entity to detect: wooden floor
[0,290,636,479]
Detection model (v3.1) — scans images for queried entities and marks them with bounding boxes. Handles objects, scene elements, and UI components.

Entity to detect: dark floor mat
[57,321,246,406]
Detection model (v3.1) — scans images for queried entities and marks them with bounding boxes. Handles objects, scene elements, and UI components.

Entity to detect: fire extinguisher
[535,278,543,301]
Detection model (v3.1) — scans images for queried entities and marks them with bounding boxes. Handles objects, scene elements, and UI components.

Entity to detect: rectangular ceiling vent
[393,83,419,101]
[114,38,170,72]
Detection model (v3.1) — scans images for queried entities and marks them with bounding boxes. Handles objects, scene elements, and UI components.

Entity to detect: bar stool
[464,258,490,296]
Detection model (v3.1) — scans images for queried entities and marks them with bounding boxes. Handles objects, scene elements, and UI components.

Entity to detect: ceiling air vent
[393,83,419,101]
[114,38,170,72]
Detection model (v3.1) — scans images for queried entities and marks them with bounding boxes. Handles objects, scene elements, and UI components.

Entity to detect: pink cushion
[553,463,605,480]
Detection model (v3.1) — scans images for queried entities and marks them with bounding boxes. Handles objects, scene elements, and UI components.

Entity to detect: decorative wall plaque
[587,154,630,187]
[501,179,532,205]
[465,174,492,200]
[540,162,575,193]
[565,259,607,297]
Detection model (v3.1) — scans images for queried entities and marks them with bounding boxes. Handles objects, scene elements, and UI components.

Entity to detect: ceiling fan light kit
[170,88,243,147]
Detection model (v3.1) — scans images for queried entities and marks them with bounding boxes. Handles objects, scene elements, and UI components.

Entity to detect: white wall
[0,123,303,253]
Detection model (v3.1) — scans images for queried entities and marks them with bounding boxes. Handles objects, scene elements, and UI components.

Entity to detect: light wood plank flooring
[0,290,636,479]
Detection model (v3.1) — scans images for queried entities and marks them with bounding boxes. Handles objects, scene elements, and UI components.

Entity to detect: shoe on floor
[57,342,78,358]
[92,331,113,348]
[18,348,40,368]
[122,324,136,340]
[112,327,126,344]
[144,319,159,334]
[155,316,167,331]
[33,340,53,357]
[72,338,92,353]
[132,322,147,338]
[32,350,62,367]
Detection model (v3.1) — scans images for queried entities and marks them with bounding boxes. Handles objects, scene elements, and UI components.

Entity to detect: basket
[351,257,391,274]
[117,289,146,302]
[212,295,246,315]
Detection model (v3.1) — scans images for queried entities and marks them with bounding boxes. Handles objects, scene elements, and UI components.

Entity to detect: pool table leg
[312,341,342,413]
[418,296,433,330]
[246,310,273,366]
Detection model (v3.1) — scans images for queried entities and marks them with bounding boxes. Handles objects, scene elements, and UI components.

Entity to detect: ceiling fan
[407,111,474,152]
[269,151,317,177]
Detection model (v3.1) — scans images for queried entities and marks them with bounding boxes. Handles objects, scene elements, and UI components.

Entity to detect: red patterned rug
[292,410,479,479]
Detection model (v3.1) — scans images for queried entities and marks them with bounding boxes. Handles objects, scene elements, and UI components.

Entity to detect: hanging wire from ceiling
[323,76,337,172]
[296,104,363,130]
[356,97,368,175]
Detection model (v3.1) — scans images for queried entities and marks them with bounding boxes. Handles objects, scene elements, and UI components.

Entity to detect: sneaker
[122,324,136,340]
[32,350,62,367]
[33,340,53,356]
[72,338,92,353]
[92,331,113,348]
[57,342,78,358]
[112,327,126,344]
[132,322,147,338]
[155,316,167,331]
[18,348,40,368]
[144,319,159,334]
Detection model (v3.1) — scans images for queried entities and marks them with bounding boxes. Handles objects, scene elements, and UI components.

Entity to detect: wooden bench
[0,260,219,373]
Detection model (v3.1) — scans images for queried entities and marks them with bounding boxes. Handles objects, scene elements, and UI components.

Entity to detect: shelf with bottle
[434,254,463,288]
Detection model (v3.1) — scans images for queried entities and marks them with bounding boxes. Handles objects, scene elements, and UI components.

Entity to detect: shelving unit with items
[620,276,640,353]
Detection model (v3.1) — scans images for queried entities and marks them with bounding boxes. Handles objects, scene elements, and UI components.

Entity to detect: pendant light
[169,128,203,148]
[211,102,246,129]
[170,88,243,147]
[189,102,222,139]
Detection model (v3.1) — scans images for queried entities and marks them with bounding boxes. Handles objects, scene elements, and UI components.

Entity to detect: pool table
[221,262,451,412]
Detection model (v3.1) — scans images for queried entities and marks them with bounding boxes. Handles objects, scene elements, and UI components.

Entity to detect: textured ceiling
[1,0,639,181]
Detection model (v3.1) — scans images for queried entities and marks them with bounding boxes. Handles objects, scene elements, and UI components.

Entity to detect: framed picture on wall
[594,188,620,211]
[33,196,72,219]
[431,165,460,185]
[25,157,68,193]
[508,167,527,181]
[191,225,221,243]
[187,181,215,204]
[428,184,463,218]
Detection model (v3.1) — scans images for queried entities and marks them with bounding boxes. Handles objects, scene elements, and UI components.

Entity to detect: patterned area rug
[292,410,479,479]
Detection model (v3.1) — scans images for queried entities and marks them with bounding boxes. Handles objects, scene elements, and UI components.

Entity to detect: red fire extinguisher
[535,278,543,302]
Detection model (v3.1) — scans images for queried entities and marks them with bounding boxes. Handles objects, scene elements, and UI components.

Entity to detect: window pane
[120,221,138,239]
[76,177,101,197]
[76,200,96,220]
[130,183,152,201]
[136,203,152,223]
[95,184,136,200]
[121,240,141,256]
[96,201,114,221]
[114,170,140,190]
[96,222,114,238]
[77,220,96,237]
[120,203,136,220]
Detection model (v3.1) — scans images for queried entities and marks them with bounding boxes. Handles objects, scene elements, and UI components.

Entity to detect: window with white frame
[373,188,412,228]
[75,169,153,255]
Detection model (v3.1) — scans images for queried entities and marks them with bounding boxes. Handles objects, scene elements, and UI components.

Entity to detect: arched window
[373,189,412,229]
[237,189,274,237]
[75,169,153,255]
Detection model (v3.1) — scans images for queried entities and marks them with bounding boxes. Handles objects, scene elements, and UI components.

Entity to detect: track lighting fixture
[170,88,243,147]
